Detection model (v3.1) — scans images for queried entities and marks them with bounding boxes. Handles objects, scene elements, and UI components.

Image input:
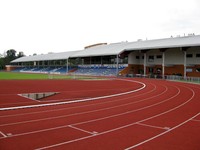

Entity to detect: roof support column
[116,54,119,76]
[181,47,189,79]
[142,51,148,77]
[160,49,167,79]
[66,59,69,74]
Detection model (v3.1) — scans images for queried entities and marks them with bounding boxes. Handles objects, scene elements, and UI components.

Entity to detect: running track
[0,78,200,150]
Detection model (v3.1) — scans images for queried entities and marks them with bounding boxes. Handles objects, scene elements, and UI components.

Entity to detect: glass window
[196,54,200,57]
[186,54,193,58]
[148,55,154,62]
[156,55,162,59]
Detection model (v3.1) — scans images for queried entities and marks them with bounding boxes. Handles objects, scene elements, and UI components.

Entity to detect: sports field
[0,72,106,80]
[0,72,49,80]
[0,73,200,149]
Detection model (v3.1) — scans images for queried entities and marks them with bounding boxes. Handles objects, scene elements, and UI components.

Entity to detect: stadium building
[8,35,200,78]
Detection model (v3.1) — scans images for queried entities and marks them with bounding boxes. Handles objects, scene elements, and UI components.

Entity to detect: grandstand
[9,35,200,77]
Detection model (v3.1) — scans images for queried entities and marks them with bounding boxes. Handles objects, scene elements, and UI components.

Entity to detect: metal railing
[165,75,200,83]
[124,74,200,84]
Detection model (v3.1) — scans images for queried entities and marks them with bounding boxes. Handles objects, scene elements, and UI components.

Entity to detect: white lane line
[35,84,194,150]
[0,84,170,140]
[70,85,175,126]
[0,84,158,127]
[68,125,95,135]
[0,83,156,118]
[0,84,168,138]
[191,119,200,122]
[0,84,169,139]
[125,112,200,150]
[0,131,7,137]
[0,124,72,139]
[0,83,155,118]
[136,123,170,130]
[0,83,174,140]
[35,134,96,150]
[0,79,146,111]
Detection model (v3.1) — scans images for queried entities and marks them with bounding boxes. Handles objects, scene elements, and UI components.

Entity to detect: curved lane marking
[0,79,146,111]
[35,84,195,150]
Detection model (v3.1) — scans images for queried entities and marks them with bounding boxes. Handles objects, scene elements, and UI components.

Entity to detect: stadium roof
[70,42,128,58]
[123,35,200,51]
[11,51,79,63]
[11,35,200,63]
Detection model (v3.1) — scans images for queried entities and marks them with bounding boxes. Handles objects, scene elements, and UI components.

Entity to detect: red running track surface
[0,78,200,150]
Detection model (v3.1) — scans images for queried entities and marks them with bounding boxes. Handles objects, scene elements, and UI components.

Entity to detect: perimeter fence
[124,74,200,84]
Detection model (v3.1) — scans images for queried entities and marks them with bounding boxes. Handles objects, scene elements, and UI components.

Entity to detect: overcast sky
[0,0,200,56]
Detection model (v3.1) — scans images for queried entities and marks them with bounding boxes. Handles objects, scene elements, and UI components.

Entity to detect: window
[196,68,200,72]
[148,56,154,62]
[136,56,140,59]
[156,55,162,59]
[186,68,193,72]
[186,54,193,58]
[196,54,200,57]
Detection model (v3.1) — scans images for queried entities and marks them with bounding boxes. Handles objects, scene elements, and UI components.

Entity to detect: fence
[165,75,200,84]
[124,74,200,84]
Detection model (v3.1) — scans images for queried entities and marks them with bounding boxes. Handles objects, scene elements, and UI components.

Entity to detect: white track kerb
[0,79,146,111]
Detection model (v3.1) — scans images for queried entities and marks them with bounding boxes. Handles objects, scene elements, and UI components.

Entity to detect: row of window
[136,55,162,60]
[136,54,200,60]
[187,54,200,58]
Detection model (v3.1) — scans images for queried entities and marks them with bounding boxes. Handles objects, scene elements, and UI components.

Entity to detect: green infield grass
[0,72,49,80]
[0,72,109,80]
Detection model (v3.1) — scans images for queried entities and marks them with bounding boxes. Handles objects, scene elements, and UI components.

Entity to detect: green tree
[0,57,4,70]
[4,49,17,65]
[17,51,25,58]
[6,49,16,59]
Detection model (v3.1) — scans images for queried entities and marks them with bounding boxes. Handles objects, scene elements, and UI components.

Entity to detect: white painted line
[125,112,200,150]
[35,84,194,150]
[68,125,95,135]
[135,85,195,124]
[35,134,96,150]
[0,82,177,141]
[0,84,159,127]
[0,131,7,137]
[136,123,169,130]
[191,119,200,122]
[7,133,12,136]
[70,84,176,126]
[0,83,156,118]
[0,85,169,139]
[0,83,169,138]
[0,124,70,139]
[0,79,146,111]
[2,81,195,150]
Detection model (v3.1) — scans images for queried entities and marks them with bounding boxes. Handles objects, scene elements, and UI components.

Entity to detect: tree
[17,51,25,58]
[6,49,16,59]
[0,49,25,69]
[4,49,17,66]
[0,57,4,70]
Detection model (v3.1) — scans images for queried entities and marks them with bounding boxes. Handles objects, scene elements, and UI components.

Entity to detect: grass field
[0,72,109,80]
[0,72,49,80]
